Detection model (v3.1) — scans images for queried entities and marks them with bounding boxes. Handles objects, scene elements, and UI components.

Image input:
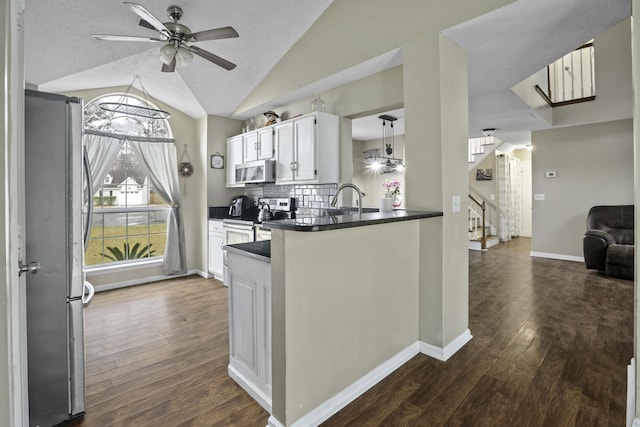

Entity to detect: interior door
[520,159,532,237]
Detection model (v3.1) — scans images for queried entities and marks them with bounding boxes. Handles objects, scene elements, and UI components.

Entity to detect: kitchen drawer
[209,219,224,233]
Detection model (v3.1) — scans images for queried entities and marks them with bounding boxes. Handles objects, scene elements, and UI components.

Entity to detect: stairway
[468,196,499,251]
[468,135,500,171]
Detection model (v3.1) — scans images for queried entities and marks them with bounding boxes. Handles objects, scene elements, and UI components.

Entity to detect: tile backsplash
[244,183,338,214]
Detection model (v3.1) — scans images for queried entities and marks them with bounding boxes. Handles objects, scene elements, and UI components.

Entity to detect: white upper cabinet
[226,135,244,188]
[243,127,275,163]
[275,121,295,182]
[257,127,275,160]
[274,112,338,185]
[225,112,338,187]
[243,131,259,162]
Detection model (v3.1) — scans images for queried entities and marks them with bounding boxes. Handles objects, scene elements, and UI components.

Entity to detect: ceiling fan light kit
[93,2,239,72]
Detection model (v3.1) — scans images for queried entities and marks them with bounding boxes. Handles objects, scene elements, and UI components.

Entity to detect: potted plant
[381,178,401,212]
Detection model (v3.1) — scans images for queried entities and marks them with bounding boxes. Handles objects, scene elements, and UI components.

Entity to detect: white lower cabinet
[208,220,224,280]
[227,251,272,412]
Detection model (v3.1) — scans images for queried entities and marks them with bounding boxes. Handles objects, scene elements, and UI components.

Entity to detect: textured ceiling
[24,0,332,118]
[24,0,632,142]
[444,0,631,138]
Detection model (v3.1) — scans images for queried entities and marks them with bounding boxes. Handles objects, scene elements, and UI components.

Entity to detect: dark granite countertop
[262,210,443,232]
[224,240,271,262]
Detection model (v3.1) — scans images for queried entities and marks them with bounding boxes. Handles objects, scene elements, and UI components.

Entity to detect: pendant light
[372,114,404,173]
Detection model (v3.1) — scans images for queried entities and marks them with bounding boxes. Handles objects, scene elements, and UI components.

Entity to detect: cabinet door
[229,276,259,376]
[208,232,224,278]
[257,127,274,159]
[226,135,244,187]
[243,131,258,163]
[294,115,316,181]
[275,121,295,182]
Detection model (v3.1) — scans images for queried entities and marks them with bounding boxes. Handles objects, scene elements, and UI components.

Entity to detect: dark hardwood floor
[73,237,633,426]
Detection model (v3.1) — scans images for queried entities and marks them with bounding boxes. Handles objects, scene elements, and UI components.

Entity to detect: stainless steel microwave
[235,159,276,184]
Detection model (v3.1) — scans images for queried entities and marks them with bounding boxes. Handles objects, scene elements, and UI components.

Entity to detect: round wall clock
[211,152,224,169]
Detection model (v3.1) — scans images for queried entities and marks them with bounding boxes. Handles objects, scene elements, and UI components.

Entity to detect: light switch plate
[534,194,545,201]
[452,195,460,212]
[490,194,495,200]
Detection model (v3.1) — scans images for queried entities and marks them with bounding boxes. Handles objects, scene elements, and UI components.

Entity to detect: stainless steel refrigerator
[24,89,93,426]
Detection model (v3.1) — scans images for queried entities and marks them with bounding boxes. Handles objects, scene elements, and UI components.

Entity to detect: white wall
[1,0,27,424]
[206,115,243,207]
[271,221,420,424]
[531,119,633,258]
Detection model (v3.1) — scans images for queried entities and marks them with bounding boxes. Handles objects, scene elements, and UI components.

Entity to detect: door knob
[18,260,41,277]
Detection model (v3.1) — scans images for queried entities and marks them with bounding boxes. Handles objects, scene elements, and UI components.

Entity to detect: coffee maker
[228,195,257,219]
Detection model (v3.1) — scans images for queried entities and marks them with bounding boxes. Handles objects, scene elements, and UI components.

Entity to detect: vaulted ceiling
[24,0,631,141]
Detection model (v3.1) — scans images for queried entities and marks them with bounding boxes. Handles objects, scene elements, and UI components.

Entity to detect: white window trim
[85,257,164,275]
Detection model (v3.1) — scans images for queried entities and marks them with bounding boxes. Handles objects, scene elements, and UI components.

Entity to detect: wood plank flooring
[72,237,633,426]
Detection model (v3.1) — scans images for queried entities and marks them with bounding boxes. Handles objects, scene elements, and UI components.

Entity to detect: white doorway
[520,159,532,237]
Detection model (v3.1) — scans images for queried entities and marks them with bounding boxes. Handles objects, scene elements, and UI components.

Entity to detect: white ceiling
[24,0,631,143]
[25,0,333,118]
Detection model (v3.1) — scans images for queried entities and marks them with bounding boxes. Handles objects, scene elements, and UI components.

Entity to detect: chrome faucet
[330,183,365,215]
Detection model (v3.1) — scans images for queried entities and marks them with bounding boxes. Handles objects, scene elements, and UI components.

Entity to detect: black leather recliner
[583,205,634,280]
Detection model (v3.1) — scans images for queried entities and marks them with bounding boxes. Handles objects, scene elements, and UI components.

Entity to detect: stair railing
[535,41,595,107]
[469,194,486,250]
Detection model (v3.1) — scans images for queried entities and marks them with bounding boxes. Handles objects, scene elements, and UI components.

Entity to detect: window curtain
[128,139,186,275]
[83,132,125,195]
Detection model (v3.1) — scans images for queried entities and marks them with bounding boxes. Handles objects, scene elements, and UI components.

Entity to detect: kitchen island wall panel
[271,220,420,424]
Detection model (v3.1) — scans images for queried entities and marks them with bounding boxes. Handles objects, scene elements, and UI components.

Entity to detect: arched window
[84,94,172,267]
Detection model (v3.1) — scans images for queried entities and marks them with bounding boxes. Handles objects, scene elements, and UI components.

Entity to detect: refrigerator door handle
[82,281,95,308]
[83,148,93,250]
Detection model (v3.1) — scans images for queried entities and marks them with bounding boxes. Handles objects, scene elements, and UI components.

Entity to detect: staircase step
[468,235,500,251]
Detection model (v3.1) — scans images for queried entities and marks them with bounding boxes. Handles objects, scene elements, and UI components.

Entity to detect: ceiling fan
[93,2,238,72]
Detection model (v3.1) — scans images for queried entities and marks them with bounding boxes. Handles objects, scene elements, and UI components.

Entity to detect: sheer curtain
[129,139,186,275]
[84,131,125,195]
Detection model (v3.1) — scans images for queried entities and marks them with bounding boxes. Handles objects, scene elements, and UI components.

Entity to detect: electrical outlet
[490,194,495,200]
[534,194,545,201]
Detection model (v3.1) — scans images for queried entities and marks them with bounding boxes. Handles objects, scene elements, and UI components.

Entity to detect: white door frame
[2,0,28,425]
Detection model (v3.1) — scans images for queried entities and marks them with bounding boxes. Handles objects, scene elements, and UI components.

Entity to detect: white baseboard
[265,333,473,427]
[285,343,420,427]
[228,365,272,413]
[419,329,473,361]
[267,416,285,427]
[92,269,203,292]
[530,251,584,263]
[629,358,636,427]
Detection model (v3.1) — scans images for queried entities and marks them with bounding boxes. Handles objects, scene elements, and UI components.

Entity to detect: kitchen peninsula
[225,209,443,427]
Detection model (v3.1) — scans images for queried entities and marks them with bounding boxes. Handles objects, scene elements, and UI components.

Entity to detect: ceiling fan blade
[189,26,239,42]
[138,18,156,31]
[124,2,170,36]
[93,34,164,42]
[162,57,176,73]
[187,45,236,70]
